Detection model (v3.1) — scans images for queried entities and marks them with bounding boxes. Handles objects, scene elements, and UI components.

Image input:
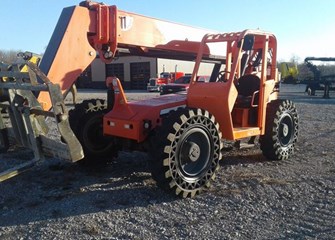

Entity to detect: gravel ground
[0,85,335,239]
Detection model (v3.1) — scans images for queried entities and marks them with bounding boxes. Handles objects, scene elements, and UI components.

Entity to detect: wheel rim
[279,113,294,146]
[177,127,212,178]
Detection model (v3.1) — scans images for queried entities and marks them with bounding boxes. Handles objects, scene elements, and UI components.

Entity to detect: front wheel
[259,99,299,160]
[149,108,223,198]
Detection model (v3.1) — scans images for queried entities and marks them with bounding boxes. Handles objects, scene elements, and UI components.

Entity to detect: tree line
[0,49,23,64]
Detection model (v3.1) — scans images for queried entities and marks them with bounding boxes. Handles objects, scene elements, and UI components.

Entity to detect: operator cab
[187,31,279,140]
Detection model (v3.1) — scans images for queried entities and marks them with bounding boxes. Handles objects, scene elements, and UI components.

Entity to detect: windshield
[175,76,191,84]
[160,72,170,78]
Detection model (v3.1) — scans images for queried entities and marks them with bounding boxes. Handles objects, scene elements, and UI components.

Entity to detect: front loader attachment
[0,53,84,182]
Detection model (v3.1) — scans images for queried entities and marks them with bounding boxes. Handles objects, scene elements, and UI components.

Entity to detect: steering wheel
[216,71,230,82]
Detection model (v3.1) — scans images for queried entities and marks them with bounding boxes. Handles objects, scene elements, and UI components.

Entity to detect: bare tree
[290,55,300,64]
[0,49,22,64]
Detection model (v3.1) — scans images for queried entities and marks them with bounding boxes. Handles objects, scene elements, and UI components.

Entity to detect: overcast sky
[1,0,335,62]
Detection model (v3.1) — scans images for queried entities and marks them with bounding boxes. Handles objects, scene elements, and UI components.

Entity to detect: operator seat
[235,74,260,108]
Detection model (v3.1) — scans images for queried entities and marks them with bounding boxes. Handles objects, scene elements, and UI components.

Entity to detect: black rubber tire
[69,99,119,164]
[0,128,9,153]
[259,99,299,160]
[306,87,315,96]
[69,99,106,134]
[149,108,223,198]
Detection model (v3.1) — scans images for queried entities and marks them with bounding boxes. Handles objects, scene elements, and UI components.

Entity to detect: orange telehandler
[0,1,299,197]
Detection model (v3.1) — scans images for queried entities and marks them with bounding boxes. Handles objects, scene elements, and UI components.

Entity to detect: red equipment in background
[147,71,185,92]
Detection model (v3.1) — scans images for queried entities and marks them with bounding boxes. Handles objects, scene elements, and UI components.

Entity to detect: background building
[78,56,213,90]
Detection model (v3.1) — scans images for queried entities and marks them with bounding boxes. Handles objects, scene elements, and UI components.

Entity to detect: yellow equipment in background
[280,62,299,84]
[0,52,77,104]
[0,52,41,100]
[1,52,41,81]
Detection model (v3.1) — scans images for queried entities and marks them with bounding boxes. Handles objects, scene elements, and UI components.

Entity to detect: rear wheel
[69,99,120,164]
[149,108,223,198]
[259,99,298,160]
[306,85,316,96]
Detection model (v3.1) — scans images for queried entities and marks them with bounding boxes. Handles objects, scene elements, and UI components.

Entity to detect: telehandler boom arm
[38,1,213,110]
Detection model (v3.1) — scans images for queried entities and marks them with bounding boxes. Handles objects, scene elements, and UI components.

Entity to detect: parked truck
[279,62,299,84]
[0,1,299,198]
[147,71,185,92]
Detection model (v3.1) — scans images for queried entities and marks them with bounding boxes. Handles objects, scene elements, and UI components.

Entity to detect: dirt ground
[0,84,334,239]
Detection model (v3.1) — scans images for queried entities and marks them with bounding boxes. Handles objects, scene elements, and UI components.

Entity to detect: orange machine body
[103,30,279,143]
[103,77,186,142]
[36,2,279,144]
